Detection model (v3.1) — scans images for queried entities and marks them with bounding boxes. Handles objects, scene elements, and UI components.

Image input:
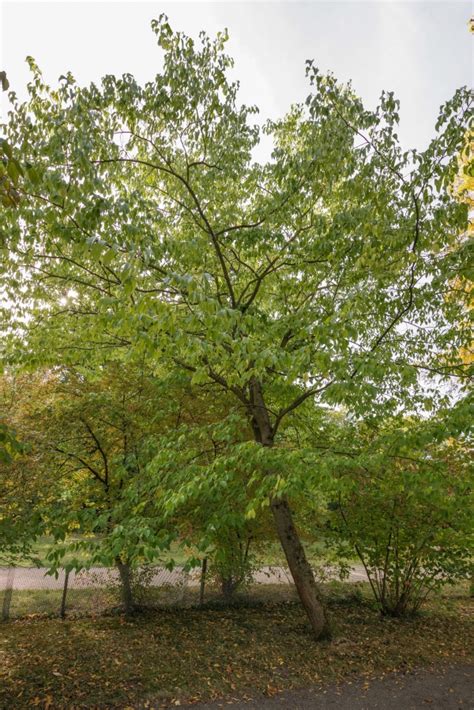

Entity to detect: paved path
[179,664,474,709]
[0,564,368,590]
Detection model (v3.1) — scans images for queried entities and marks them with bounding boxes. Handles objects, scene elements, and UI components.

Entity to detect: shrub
[327,458,472,616]
[209,528,255,600]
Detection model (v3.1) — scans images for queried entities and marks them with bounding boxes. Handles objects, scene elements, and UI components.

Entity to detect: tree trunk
[199,557,208,606]
[116,559,134,614]
[271,496,331,639]
[60,569,70,619]
[1,566,14,621]
[221,577,234,599]
[221,576,240,600]
[248,377,331,640]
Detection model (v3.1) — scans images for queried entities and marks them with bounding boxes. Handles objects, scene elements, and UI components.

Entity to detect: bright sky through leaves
[1,0,472,163]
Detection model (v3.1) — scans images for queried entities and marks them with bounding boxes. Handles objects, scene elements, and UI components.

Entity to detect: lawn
[0,536,93,568]
[6,583,192,619]
[0,536,339,569]
[0,537,198,569]
[6,587,114,618]
[1,583,472,709]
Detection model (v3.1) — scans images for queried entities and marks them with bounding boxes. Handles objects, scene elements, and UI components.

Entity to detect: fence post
[199,557,208,606]
[60,569,70,619]
[2,566,15,621]
[179,567,189,604]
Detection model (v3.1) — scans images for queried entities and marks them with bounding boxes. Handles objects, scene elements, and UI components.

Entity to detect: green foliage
[317,411,473,616]
[0,387,41,561]
[210,530,255,599]
[0,18,471,630]
[1,16,470,423]
[144,395,267,592]
[0,420,23,464]
[0,366,179,572]
[0,71,23,208]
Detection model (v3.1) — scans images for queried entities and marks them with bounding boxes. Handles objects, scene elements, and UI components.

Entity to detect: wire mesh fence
[0,563,299,620]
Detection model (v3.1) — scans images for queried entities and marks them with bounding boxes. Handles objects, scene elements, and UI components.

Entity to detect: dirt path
[180,664,473,709]
[0,564,368,590]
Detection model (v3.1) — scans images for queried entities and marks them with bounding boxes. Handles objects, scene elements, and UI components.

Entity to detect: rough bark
[271,496,331,638]
[116,559,134,614]
[60,569,70,619]
[248,377,331,640]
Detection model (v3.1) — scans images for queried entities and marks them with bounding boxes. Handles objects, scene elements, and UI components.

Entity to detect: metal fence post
[2,566,15,621]
[179,567,189,604]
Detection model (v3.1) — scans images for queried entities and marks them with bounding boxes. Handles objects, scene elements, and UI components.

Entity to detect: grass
[6,587,116,618]
[3,574,356,622]
[0,537,196,568]
[6,583,191,619]
[0,536,344,569]
[0,536,92,568]
[1,582,472,709]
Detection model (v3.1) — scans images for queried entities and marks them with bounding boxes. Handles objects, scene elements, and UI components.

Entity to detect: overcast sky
[1,0,472,158]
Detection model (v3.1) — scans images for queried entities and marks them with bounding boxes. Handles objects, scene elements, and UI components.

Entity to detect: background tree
[1,365,181,611]
[0,372,48,562]
[0,71,23,209]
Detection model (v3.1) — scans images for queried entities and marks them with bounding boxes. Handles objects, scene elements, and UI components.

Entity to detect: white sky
[0,0,472,158]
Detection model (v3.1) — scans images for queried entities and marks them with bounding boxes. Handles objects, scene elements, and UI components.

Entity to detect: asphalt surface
[179,664,474,709]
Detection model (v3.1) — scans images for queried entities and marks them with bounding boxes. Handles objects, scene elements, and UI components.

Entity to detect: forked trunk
[248,377,331,640]
[271,496,331,639]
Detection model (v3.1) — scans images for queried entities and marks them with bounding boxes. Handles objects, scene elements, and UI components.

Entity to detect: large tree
[1,17,471,637]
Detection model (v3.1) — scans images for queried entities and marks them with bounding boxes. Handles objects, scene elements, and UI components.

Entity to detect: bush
[209,528,255,600]
[326,459,472,616]
[312,414,473,617]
